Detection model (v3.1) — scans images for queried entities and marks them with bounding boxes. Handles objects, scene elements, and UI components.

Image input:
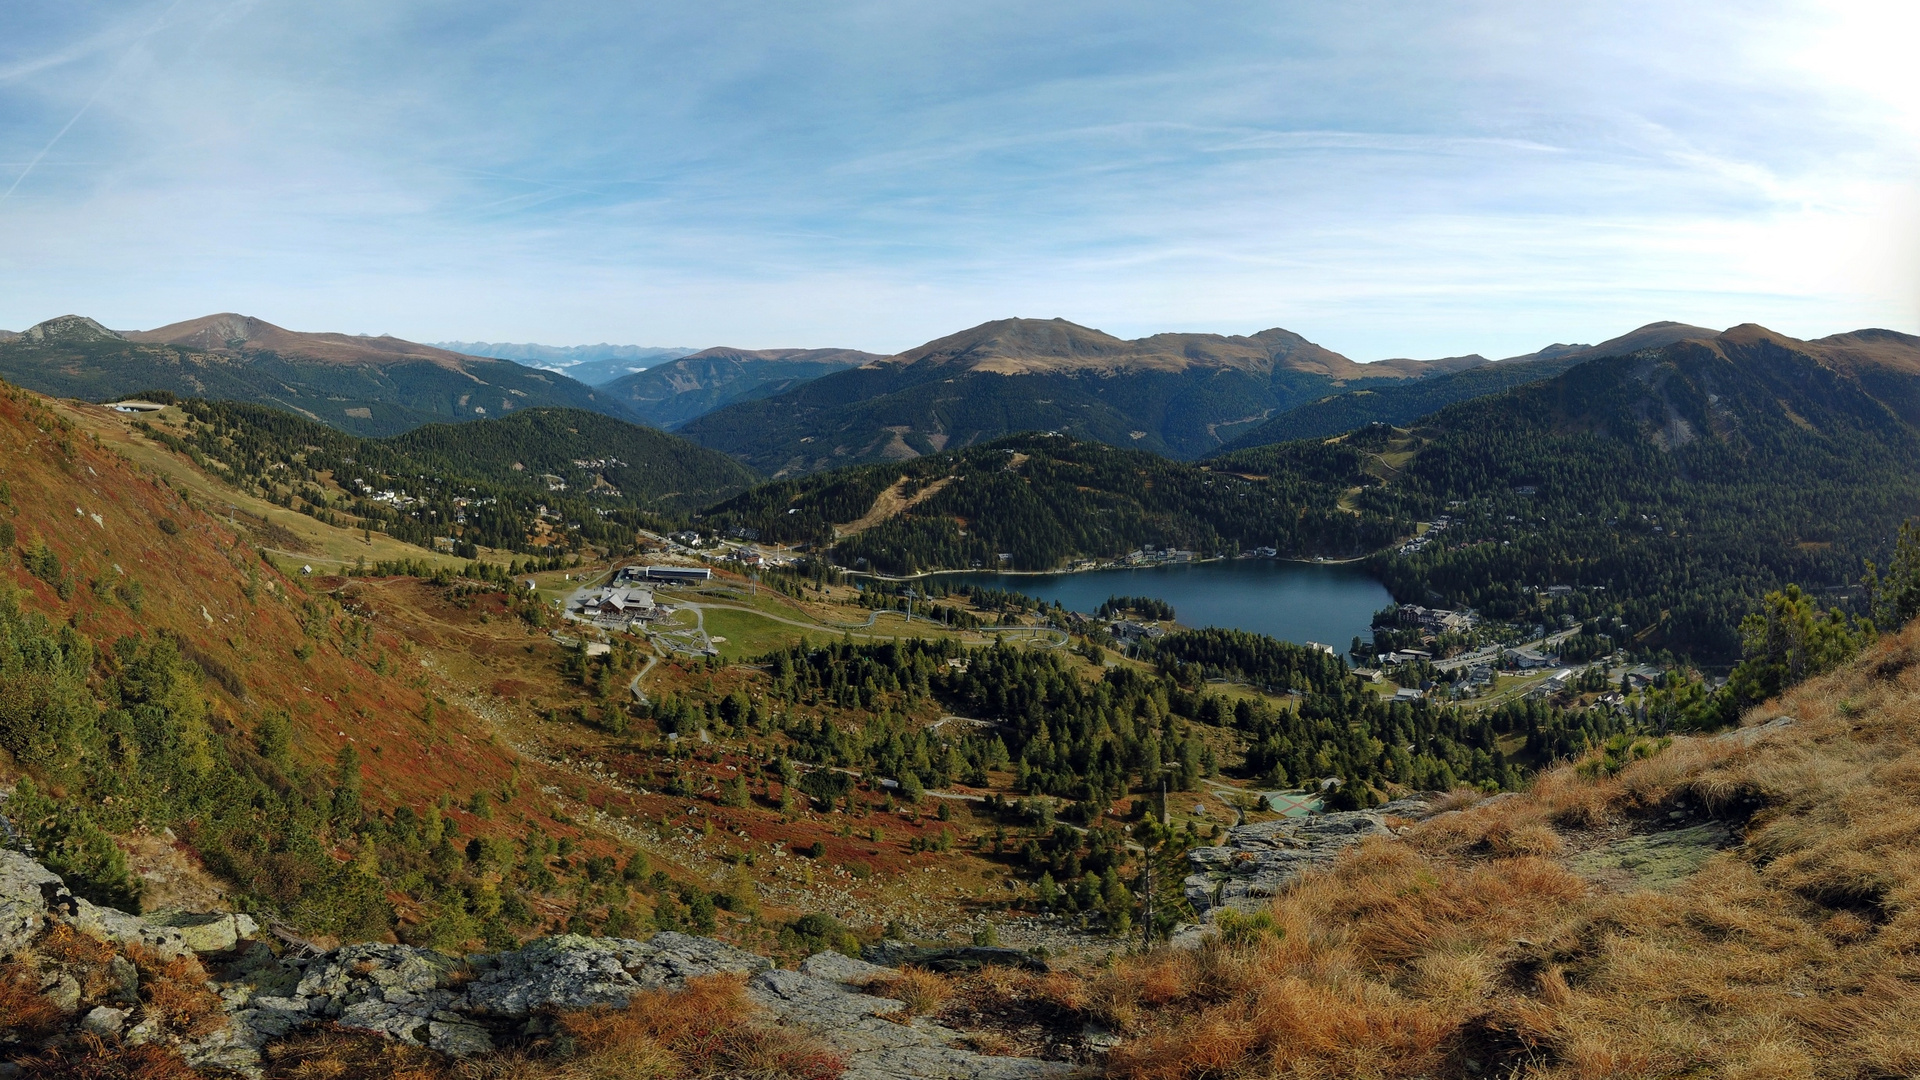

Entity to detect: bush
[782,912,861,957]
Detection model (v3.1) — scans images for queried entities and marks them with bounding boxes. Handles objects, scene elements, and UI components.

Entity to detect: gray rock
[110,954,141,1004]
[1719,715,1794,746]
[293,942,460,1015]
[859,942,1048,972]
[124,1013,165,1045]
[428,1019,494,1056]
[747,965,1073,1080]
[42,971,82,1012]
[464,933,769,1016]
[69,897,192,959]
[145,910,261,954]
[219,941,303,998]
[798,949,894,989]
[1184,804,1434,916]
[0,848,62,957]
[81,1005,128,1037]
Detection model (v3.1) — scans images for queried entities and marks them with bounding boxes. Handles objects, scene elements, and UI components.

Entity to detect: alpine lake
[941,557,1392,657]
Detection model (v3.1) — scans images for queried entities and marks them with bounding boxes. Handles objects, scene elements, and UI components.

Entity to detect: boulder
[80,1005,128,1037]
[0,848,63,957]
[145,910,261,954]
[745,963,1072,1080]
[859,942,1048,973]
[68,897,193,959]
[1184,798,1435,916]
[797,949,894,989]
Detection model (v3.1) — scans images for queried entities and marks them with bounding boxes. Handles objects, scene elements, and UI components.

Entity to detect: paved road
[1433,623,1587,673]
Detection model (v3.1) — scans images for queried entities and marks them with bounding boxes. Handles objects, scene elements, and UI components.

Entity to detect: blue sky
[1,1,1915,358]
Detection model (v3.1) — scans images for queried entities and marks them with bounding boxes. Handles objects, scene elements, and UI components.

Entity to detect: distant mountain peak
[126,313,483,370]
[21,315,126,344]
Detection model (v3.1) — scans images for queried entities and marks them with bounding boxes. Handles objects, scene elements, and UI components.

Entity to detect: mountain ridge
[602,345,882,429]
[0,312,634,437]
[1218,320,1723,450]
[677,317,1499,473]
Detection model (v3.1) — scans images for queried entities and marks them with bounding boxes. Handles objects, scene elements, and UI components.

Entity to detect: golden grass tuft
[863,966,953,1017]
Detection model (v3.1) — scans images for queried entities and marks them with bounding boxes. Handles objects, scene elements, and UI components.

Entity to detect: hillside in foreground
[1074,611,1920,1079]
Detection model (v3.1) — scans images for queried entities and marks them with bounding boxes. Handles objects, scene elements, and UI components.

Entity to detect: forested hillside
[142,400,758,555]
[1220,321,1715,449]
[1216,326,1920,659]
[677,318,1485,473]
[699,433,1407,573]
[0,376,529,939]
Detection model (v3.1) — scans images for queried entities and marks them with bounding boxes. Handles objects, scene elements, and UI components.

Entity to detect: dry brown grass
[1086,619,1920,1079]
[0,958,68,1039]
[5,1034,202,1079]
[862,966,954,1017]
[126,943,225,1038]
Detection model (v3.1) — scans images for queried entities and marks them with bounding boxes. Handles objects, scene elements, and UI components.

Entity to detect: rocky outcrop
[762,953,1072,1080]
[1183,796,1436,916]
[4,847,1074,1079]
[0,849,63,957]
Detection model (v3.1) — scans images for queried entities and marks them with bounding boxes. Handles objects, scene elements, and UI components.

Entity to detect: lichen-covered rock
[145,910,260,954]
[746,962,1072,1080]
[0,848,62,957]
[1184,797,1436,916]
[80,1005,127,1037]
[464,932,771,1016]
[797,949,893,988]
[68,897,193,958]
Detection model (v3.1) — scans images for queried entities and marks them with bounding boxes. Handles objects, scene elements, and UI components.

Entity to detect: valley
[3,313,1920,1079]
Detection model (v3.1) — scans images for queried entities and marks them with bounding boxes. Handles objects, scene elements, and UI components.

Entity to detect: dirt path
[834,475,956,537]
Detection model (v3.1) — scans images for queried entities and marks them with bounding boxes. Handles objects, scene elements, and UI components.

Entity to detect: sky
[1,0,1916,359]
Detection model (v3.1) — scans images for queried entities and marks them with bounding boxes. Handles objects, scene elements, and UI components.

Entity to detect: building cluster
[1121,546,1196,566]
[1398,601,1477,637]
[1107,620,1167,645]
[1395,515,1452,556]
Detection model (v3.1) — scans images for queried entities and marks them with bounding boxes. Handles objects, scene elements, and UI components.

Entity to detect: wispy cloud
[0,0,1912,356]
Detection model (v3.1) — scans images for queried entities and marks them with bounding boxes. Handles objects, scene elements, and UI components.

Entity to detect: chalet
[582,588,655,617]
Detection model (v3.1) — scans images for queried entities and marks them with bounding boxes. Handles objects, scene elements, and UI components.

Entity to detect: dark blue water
[942,559,1392,655]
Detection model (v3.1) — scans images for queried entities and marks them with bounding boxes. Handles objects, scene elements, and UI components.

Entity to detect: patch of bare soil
[836,475,957,536]
[124,830,234,914]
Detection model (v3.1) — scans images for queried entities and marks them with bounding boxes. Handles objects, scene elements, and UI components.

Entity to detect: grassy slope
[52,398,501,575]
[0,382,515,817]
[1055,618,1920,1079]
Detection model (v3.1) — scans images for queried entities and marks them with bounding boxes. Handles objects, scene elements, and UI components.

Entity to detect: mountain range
[600,346,883,428]
[0,314,623,437]
[676,317,1596,474]
[431,341,697,385]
